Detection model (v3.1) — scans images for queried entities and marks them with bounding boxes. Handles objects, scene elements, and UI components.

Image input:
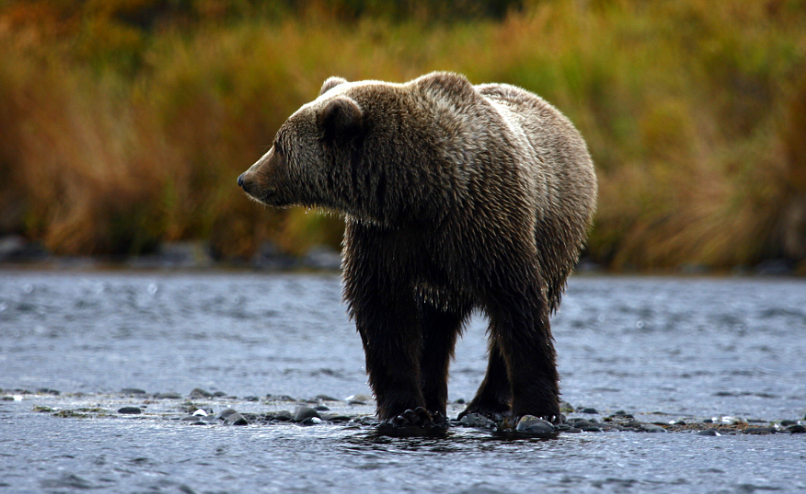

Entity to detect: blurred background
[1,0,805,273]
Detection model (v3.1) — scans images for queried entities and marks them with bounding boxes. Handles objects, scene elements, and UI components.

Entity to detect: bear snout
[237,170,257,196]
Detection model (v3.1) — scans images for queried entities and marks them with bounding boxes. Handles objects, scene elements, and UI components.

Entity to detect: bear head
[238,72,481,225]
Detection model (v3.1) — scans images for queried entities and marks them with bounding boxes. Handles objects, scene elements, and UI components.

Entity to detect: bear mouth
[250,190,292,208]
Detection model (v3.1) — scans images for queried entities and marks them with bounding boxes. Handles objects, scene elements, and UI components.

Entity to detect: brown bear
[238,72,596,432]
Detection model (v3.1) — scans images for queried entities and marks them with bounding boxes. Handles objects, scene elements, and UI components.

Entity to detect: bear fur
[238,72,597,428]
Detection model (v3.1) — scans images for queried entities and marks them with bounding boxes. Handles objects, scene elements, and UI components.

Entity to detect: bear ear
[319,96,363,140]
[320,76,348,96]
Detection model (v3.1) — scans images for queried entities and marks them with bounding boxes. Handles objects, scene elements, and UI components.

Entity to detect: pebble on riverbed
[345,394,372,406]
[19,389,806,436]
[458,413,497,429]
[153,392,182,399]
[120,388,147,395]
[293,406,322,423]
[189,388,213,400]
[223,412,249,426]
[515,416,555,435]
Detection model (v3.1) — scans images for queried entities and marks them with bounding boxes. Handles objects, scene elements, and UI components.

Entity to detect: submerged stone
[218,409,239,420]
[293,406,321,422]
[743,427,776,435]
[515,415,555,434]
[223,412,249,426]
[154,392,182,399]
[274,410,293,421]
[698,429,720,436]
[120,388,146,395]
[459,413,497,429]
[189,388,212,400]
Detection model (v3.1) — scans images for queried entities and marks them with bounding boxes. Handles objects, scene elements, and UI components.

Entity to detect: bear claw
[377,407,448,437]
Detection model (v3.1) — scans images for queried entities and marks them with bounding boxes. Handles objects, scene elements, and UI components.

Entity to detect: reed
[1,0,804,270]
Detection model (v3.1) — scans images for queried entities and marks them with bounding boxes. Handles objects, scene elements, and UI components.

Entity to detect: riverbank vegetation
[1,0,805,272]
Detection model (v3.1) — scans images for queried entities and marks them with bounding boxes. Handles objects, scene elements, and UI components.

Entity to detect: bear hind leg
[490,289,561,423]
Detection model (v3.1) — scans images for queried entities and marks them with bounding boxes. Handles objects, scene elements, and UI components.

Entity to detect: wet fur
[239,72,597,423]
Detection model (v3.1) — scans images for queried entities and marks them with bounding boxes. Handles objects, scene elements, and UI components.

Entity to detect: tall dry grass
[1,0,805,269]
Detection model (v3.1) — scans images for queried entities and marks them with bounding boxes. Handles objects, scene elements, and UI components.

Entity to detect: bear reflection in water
[238,72,596,435]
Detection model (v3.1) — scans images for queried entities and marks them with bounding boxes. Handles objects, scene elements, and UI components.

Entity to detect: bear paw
[457,404,510,424]
[376,407,448,437]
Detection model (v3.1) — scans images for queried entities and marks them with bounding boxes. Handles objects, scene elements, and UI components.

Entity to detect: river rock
[743,427,775,435]
[293,406,321,422]
[786,425,805,433]
[321,414,352,423]
[0,235,48,263]
[754,259,794,276]
[579,407,599,414]
[266,394,295,402]
[120,388,146,395]
[459,413,497,429]
[301,416,323,426]
[117,407,142,414]
[515,415,555,434]
[223,412,249,426]
[346,393,372,405]
[640,424,667,433]
[274,410,293,421]
[154,392,182,399]
[189,388,212,400]
[698,429,720,436]
[567,418,598,429]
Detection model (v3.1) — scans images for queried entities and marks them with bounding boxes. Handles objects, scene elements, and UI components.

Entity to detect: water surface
[1,271,804,493]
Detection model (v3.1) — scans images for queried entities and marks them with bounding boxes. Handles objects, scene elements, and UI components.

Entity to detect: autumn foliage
[1,0,805,271]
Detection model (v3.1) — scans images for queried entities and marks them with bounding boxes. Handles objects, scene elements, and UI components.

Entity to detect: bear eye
[274,140,283,155]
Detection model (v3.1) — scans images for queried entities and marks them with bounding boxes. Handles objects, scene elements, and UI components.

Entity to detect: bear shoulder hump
[412,71,477,105]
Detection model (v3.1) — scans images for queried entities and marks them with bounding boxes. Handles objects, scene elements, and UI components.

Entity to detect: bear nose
[237,173,245,188]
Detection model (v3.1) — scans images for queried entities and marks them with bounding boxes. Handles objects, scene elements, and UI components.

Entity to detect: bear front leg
[487,287,561,424]
[457,339,512,422]
[353,293,426,422]
[419,302,469,421]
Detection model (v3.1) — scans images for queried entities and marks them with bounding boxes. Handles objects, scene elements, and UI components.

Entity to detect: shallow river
[1,271,804,493]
